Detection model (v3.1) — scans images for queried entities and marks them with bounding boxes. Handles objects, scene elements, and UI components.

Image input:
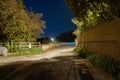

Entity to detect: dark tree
[36,37,50,44]
[65,0,120,22]
[56,30,76,42]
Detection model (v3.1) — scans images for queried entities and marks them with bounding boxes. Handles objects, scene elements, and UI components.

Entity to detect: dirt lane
[0,45,113,80]
[0,45,76,80]
[0,45,75,65]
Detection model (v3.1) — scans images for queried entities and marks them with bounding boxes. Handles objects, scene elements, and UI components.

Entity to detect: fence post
[18,42,21,50]
[11,40,13,52]
[39,42,42,49]
[0,43,2,47]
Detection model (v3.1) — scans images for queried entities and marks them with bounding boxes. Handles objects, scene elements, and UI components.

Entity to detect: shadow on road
[0,55,75,80]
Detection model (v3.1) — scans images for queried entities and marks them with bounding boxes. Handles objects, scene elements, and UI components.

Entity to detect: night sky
[23,0,76,38]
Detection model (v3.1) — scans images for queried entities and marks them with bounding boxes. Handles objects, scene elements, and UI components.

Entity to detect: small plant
[5,42,19,53]
[5,42,10,50]
[74,47,93,58]
[74,47,83,54]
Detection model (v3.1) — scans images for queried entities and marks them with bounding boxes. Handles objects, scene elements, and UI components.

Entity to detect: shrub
[74,47,93,58]
[88,53,120,80]
[5,43,19,53]
[9,47,43,56]
[5,42,11,51]
[74,47,120,80]
[74,47,83,54]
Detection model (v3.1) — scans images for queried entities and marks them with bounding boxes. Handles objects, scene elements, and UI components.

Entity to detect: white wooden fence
[15,42,41,49]
[0,42,41,50]
[0,42,59,51]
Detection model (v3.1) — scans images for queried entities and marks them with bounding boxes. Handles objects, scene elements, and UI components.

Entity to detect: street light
[50,38,55,42]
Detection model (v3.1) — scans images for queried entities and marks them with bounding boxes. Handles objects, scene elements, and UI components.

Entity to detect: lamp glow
[50,38,55,42]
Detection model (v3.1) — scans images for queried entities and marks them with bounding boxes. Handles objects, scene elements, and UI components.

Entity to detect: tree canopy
[0,0,45,42]
[65,0,120,21]
[65,0,120,36]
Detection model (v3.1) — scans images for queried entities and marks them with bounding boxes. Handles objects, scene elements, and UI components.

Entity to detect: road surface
[0,45,74,65]
[0,45,113,80]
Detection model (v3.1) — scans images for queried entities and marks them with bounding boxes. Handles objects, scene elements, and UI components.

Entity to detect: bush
[9,47,43,56]
[5,42,11,51]
[5,43,19,53]
[88,54,120,80]
[74,47,120,80]
[74,47,83,54]
[74,47,93,58]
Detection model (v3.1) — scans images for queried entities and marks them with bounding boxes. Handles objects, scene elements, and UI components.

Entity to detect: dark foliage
[65,0,120,21]
[74,47,120,80]
[36,37,50,44]
[56,30,76,42]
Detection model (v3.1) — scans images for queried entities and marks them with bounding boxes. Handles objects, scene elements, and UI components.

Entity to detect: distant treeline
[56,30,76,42]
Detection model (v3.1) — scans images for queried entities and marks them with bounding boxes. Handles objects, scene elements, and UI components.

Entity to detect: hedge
[74,47,120,80]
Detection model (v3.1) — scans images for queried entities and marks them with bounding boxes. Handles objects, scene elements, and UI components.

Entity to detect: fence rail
[16,42,41,48]
[0,43,6,47]
[0,42,59,52]
[0,42,41,48]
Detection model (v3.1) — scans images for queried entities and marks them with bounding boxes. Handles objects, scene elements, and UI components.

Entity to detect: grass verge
[8,47,43,56]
